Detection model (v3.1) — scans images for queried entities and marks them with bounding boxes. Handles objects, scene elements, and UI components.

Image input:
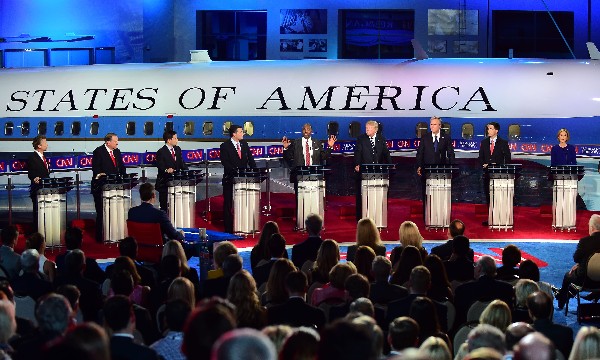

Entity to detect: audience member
[0,225,21,280]
[56,226,106,284]
[466,324,506,355]
[25,232,56,282]
[0,300,16,359]
[431,219,474,261]
[444,235,475,283]
[0,280,36,340]
[105,236,157,288]
[513,332,555,360]
[329,274,374,322]
[167,277,196,309]
[227,270,267,329]
[11,249,53,301]
[250,221,285,271]
[390,245,423,287]
[369,255,408,306]
[347,218,386,262]
[317,319,374,360]
[162,240,200,292]
[517,260,555,302]
[496,245,521,282]
[504,322,534,354]
[352,245,376,282]
[527,291,573,358]
[207,241,238,280]
[262,258,297,307]
[292,214,324,269]
[311,262,356,306]
[387,316,420,356]
[55,284,81,324]
[309,239,339,285]
[424,254,453,302]
[409,297,450,348]
[252,233,287,288]
[479,300,512,332]
[569,326,600,360]
[349,315,385,360]
[279,327,320,360]
[150,299,191,360]
[390,221,428,267]
[211,328,276,360]
[418,335,452,360]
[348,297,375,319]
[513,279,539,323]
[150,255,181,314]
[261,325,293,354]
[59,322,110,360]
[201,254,242,299]
[107,256,150,306]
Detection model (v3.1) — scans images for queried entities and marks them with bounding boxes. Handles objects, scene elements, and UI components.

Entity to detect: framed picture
[280,9,327,34]
[309,39,327,52]
[280,39,304,52]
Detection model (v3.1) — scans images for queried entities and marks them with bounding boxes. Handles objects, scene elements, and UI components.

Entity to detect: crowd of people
[0,212,599,359]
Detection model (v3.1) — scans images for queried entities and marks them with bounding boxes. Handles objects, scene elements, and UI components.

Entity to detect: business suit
[110,335,160,360]
[353,133,392,220]
[478,136,511,204]
[557,231,600,305]
[91,144,127,242]
[431,240,475,261]
[369,281,408,305]
[416,132,455,215]
[453,275,514,326]
[155,144,188,211]
[0,245,21,280]
[27,152,50,232]
[291,236,323,269]
[283,137,331,182]
[128,202,184,242]
[267,297,326,330]
[532,318,574,359]
[386,294,448,331]
[220,139,257,233]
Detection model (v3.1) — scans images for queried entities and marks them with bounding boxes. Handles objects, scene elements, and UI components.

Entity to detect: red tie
[305,140,310,166]
[236,143,242,159]
[42,154,48,171]
[490,139,495,155]
[171,148,176,160]
[109,150,117,167]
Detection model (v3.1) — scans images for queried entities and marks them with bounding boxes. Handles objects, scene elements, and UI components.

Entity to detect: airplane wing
[411,39,429,60]
[587,42,600,60]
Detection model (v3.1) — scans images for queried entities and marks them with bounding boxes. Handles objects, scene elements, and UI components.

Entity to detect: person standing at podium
[550,128,577,166]
[353,120,392,221]
[92,133,127,243]
[27,135,50,232]
[220,125,257,234]
[156,130,188,212]
[478,122,511,225]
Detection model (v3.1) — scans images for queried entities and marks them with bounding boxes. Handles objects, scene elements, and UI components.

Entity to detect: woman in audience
[168,276,196,308]
[108,256,150,306]
[26,232,56,282]
[518,259,555,302]
[310,239,340,285]
[390,221,428,267]
[513,279,539,323]
[262,258,296,307]
[424,254,453,302]
[261,325,294,354]
[419,336,452,360]
[311,262,356,306]
[352,245,376,282]
[479,300,512,332]
[250,221,285,271]
[409,296,451,350]
[569,326,600,360]
[390,245,423,287]
[162,240,200,292]
[496,244,521,282]
[346,218,386,262]
[227,270,267,329]
[279,327,320,360]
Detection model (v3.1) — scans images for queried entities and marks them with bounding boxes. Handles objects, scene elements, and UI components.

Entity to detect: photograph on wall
[428,40,447,53]
[428,9,478,36]
[454,40,479,54]
[280,9,327,34]
[280,39,304,52]
[309,39,327,52]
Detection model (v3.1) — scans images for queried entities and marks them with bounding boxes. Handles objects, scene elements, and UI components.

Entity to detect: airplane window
[165,122,174,132]
[223,121,233,136]
[126,121,136,135]
[508,124,520,140]
[203,122,213,136]
[184,121,195,136]
[38,122,47,135]
[21,121,30,136]
[377,122,383,135]
[144,122,154,136]
[71,121,81,136]
[415,122,428,138]
[90,122,99,135]
[55,121,64,136]
[442,122,451,137]
[349,121,361,138]
[461,123,474,140]
[327,121,339,137]
[243,121,254,136]
[4,122,14,136]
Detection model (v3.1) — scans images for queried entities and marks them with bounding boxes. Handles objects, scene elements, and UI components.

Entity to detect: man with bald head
[513,333,555,360]
[528,291,573,358]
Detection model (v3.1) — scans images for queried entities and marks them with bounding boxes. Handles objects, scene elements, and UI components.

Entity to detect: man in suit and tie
[128,183,184,242]
[353,120,392,221]
[92,133,127,242]
[220,125,257,234]
[27,135,50,232]
[291,213,324,269]
[478,122,511,225]
[155,130,188,212]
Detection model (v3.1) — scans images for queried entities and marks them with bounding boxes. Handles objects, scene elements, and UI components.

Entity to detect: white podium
[294,166,327,231]
[424,165,457,230]
[360,164,394,229]
[101,173,138,242]
[233,168,266,234]
[36,177,73,248]
[550,165,584,231]
[167,170,203,229]
[487,165,521,231]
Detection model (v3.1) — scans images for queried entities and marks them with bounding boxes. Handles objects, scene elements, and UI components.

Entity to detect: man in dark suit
[369,256,408,305]
[128,183,184,242]
[11,249,53,301]
[443,235,475,282]
[104,295,160,360]
[267,271,326,330]
[291,213,324,269]
[556,214,600,309]
[252,233,286,289]
[91,133,127,242]
[478,122,511,225]
[55,226,106,284]
[431,219,475,261]
[528,291,573,359]
[220,124,257,234]
[353,120,392,221]
[155,130,188,212]
[27,135,50,232]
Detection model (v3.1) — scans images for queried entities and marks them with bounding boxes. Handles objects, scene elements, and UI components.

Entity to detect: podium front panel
[296,179,325,230]
[489,177,515,229]
[102,188,131,242]
[361,178,389,228]
[233,180,261,234]
[553,178,578,229]
[168,184,196,229]
[37,192,65,248]
[425,175,452,228]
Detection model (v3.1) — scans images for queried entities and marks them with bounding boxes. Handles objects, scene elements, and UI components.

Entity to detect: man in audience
[0,225,21,280]
[201,254,243,299]
[211,328,276,360]
[104,295,159,360]
[207,241,239,280]
[431,219,474,261]
[253,233,287,288]
[318,319,374,360]
[443,235,475,282]
[465,324,506,356]
[556,213,600,309]
[11,249,53,301]
[105,236,157,288]
[387,316,420,356]
[528,291,573,358]
[513,332,555,360]
[0,300,16,359]
[329,274,377,323]
[291,213,324,269]
[454,255,514,326]
[128,183,184,242]
[55,226,106,284]
[369,256,408,305]
[150,299,191,360]
[267,271,326,330]
[504,322,535,353]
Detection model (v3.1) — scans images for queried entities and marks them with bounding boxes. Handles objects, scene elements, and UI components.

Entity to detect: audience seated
[443,235,475,283]
[513,279,539,323]
[317,318,375,360]
[409,296,451,349]
[369,256,408,306]
[262,258,297,307]
[496,244,521,282]
[150,299,191,360]
[201,254,242,299]
[348,314,385,360]
[346,218,387,262]
[311,263,356,306]
[517,260,555,302]
[479,300,512,333]
[58,322,110,360]
[527,291,573,359]
[291,214,324,269]
[424,254,453,302]
[207,241,238,280]
[513,332,555,360]
[279,327,320,360]
[0,225,21,280]
[105,236,157,289]
[431,219,474,261]
[261,325,293,354]
[309,239,339,286]
[352,245,376,282]
[460,324,506,359]
[387,316,420,356]
[211,328,276,360]
[569,326,600,360]
[252,233,287,289]
[504,322,535,354]
[11,249,53,301]
[149,255,181,315]
[107,256,150,307]
[329,274,375,322]
[0,300,16,359]
[56,226,106,285]
[390,221,428,267]
[250,221,287,271]
[25,232,56,283]
[389,245,423,287]
[418,335,452,360]
[162,240,200,293]
[227,270,267,329]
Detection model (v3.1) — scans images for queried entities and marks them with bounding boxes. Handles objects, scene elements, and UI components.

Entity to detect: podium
[233,168,267,234]
[101,173,139,242]
[167,170,204,229]
[424,165,458,230]
[360,164,394,229]
[486,164,521,230]
[36,177,74,248]
[550,165,584,231]
[293,165,328,231]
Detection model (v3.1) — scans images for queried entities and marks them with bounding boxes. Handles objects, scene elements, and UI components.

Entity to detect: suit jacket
[252,259,277,288]
[56,252,107,285]
[346,244,387,263]
[91,145,127,193]
[478,136,511,166]
[110,335,160,360]
[0,245,21,280]
[54,274,103,323]
[454,275,514,325]
[219,139,257,183]
[369,281,408,305]
[572,231,600,277]
[431,240,475,261]
[12,272,53,301]
[532,318,573,358]
[444,257,475,282]
[283,137,331,182]
[155,144,188,190]
[27,152,50,194]
[416,132,455,168]
[128,202,184,241]
[291,236,323,269]
[386,294,448,331]
[353,133,392,167]
[267,297,326,330]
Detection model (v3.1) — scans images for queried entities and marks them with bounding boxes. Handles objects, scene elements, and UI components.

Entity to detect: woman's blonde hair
[168,277,196,308]
[399,221,423,248]
[480,300,512,332]
[569,326,600,360]
[356,218,382,249]
[556,128,570,141]
[514,279,539,308]
[418,336,451,360]
[227,270,263,326]
[162,240,189,273]
[314,239,340,283]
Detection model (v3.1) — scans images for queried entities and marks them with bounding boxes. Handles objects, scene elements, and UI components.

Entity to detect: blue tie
[434,135,439,152]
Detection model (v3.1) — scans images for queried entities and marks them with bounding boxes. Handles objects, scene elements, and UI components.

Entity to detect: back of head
[26,232,45,252]
[399,221,423,248]
[165,299,192,332]
[329,263,357,289]
[345,273,370,300]
[477,256,497,277]
[372,256,392,282]
[449,219,465,238]
[285,270,308,295]
[517,260,540,282]
[65,249,86,276]
[267,233,286,258]
[261,325,294,354]
[409,296,440,335]
[103,295,132,332]
[514,279,539,308]
[168,276,196,308]
[349,297,374,318]
[0,300,16,343]
[409,265,431,294]
[139,182,154,201]
[501,245,522,268]
[214,241,239,269]
[279,327,320,360]
[62,322,110,360]
[452,235,471,257]
[589,213,600,233]
[64,226,84,250]
[211,328,276,360]
[222,254,243,278]
[479,300,512,332]
[161,254,181,279]
[55,285,81,313]
[111,270,134,297]
[305,213,323,236]
[513,333,554,360]
[504,322,534,350]
[570,326,600,360]
[37,293,72,336]
[467,324,506,354]
[418,336,451,360]
[388,316,419,351]
[183,299,236,360]
[526,291,552,320]
[356,218,381,247]
[118,237,138,259]
[318,319,374,360]
[20,249,40,272]
[0,226,18,247]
